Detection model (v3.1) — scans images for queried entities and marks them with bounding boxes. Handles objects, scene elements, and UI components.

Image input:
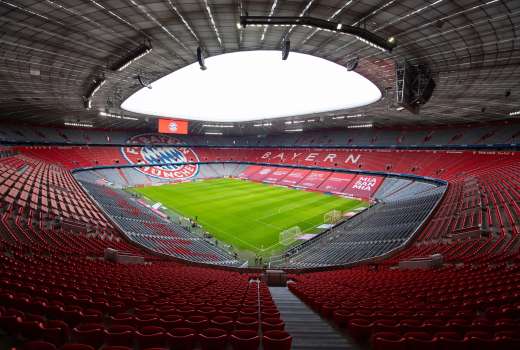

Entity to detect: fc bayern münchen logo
[168,122,178,132]
[121,133,199,180]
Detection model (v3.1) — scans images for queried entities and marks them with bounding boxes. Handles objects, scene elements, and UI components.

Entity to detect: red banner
[297,170,331,189]
[318,172,356,193]
[248,166,275,182]
[343,175,384,199]
[279,169,311,186]
[263,167,292,183]
[237,165,263,179]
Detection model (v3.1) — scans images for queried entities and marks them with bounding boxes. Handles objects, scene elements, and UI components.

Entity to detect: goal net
[324,209,342,224]
[279,226,301,246]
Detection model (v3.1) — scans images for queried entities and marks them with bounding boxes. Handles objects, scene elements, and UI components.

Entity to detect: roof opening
[121,50,381,122]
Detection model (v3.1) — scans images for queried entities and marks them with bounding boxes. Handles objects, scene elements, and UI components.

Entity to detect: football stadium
[0,1,519,350]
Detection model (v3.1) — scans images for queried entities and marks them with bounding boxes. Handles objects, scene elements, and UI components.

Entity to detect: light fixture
[509,110,520,116]
[396,106,405,111]
[347,123,373,128]
[387,36,396,45]
[346,113,364,118]
[282,40,290,60]
[253,122,272,127]
[111,44,152,72]
[240,15,397,52]
[137,75,152,89]
[99,111,138,121]
[64,122,93,128]
[84,78,106,110]
[332,116,345,120]
[346,56,359,71]
[197,47,207,70]
[205,132,223,135]
[285,128,303,132]
[202,124,234,128]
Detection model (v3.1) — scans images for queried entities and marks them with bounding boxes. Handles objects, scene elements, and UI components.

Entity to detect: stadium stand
[274,185,444,267]
[2,2,520,349]
[80,181,241,266]
[13,145,520,268]
[0,252,283,350]
[1,123,520,147]
[0,155,144,255]
[288,264,520,349]
[74,164,248,188]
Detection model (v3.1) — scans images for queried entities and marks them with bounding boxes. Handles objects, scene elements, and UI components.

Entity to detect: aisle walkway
[269,286,360,350]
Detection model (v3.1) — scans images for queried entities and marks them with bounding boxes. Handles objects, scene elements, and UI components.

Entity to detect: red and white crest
[168,121,178,132]
[121,134,199,180]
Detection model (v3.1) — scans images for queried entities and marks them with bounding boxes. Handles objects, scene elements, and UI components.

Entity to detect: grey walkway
[269,286,361,350]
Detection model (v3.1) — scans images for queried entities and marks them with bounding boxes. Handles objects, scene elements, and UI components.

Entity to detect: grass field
[131,178,365,257]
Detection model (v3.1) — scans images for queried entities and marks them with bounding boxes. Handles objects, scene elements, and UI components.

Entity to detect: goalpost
[324,209,342,224]
[279,226,301,246]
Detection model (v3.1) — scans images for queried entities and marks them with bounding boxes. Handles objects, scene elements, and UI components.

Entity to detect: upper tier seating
[2,122,520,146]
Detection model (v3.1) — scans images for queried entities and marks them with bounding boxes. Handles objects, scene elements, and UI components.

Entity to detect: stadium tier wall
[1,122,519,147]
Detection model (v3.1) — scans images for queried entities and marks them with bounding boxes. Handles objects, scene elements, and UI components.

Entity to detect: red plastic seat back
[198,327,228,350]
[262,330,292,350]
[22,341,57,350]
[230,329,260,350]
[167,327,195,350]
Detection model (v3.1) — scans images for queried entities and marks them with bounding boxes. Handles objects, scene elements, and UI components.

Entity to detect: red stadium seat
[167,327,196,350]
[262,330,292,350]
[136,326,166,349]
[347,318,373,339]
[59,344,95,350]
[198,327,228,350]
[235,317,258,331]
[404,332,436,350]
[103,325,135,347]
[22,341,57,350]
[210,315,235,333]
[261,318,285,331]
[371,332,405,350]
[229,329,260,350]
[185,315,209,333]
[71,324,104,349]
[42,320,70,346]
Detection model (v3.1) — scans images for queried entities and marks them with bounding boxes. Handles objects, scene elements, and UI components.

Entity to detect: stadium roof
[0,0,519,135]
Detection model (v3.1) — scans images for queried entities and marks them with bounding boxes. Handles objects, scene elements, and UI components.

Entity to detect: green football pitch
[131,178,365,257]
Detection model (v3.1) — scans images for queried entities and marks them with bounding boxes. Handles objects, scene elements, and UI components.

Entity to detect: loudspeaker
[197,47,207,70]
[282,40,290,60]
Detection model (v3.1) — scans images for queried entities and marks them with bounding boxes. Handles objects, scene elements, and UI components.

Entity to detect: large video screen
[158,119,189,134]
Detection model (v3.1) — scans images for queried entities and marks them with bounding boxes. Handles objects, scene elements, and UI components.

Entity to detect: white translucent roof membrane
[121,51,381,122]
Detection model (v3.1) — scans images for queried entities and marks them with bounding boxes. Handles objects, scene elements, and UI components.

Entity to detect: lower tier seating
[0,252,284,350]
[80,182,241,266]
[289,263,520,349]
[274,185,444,267]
